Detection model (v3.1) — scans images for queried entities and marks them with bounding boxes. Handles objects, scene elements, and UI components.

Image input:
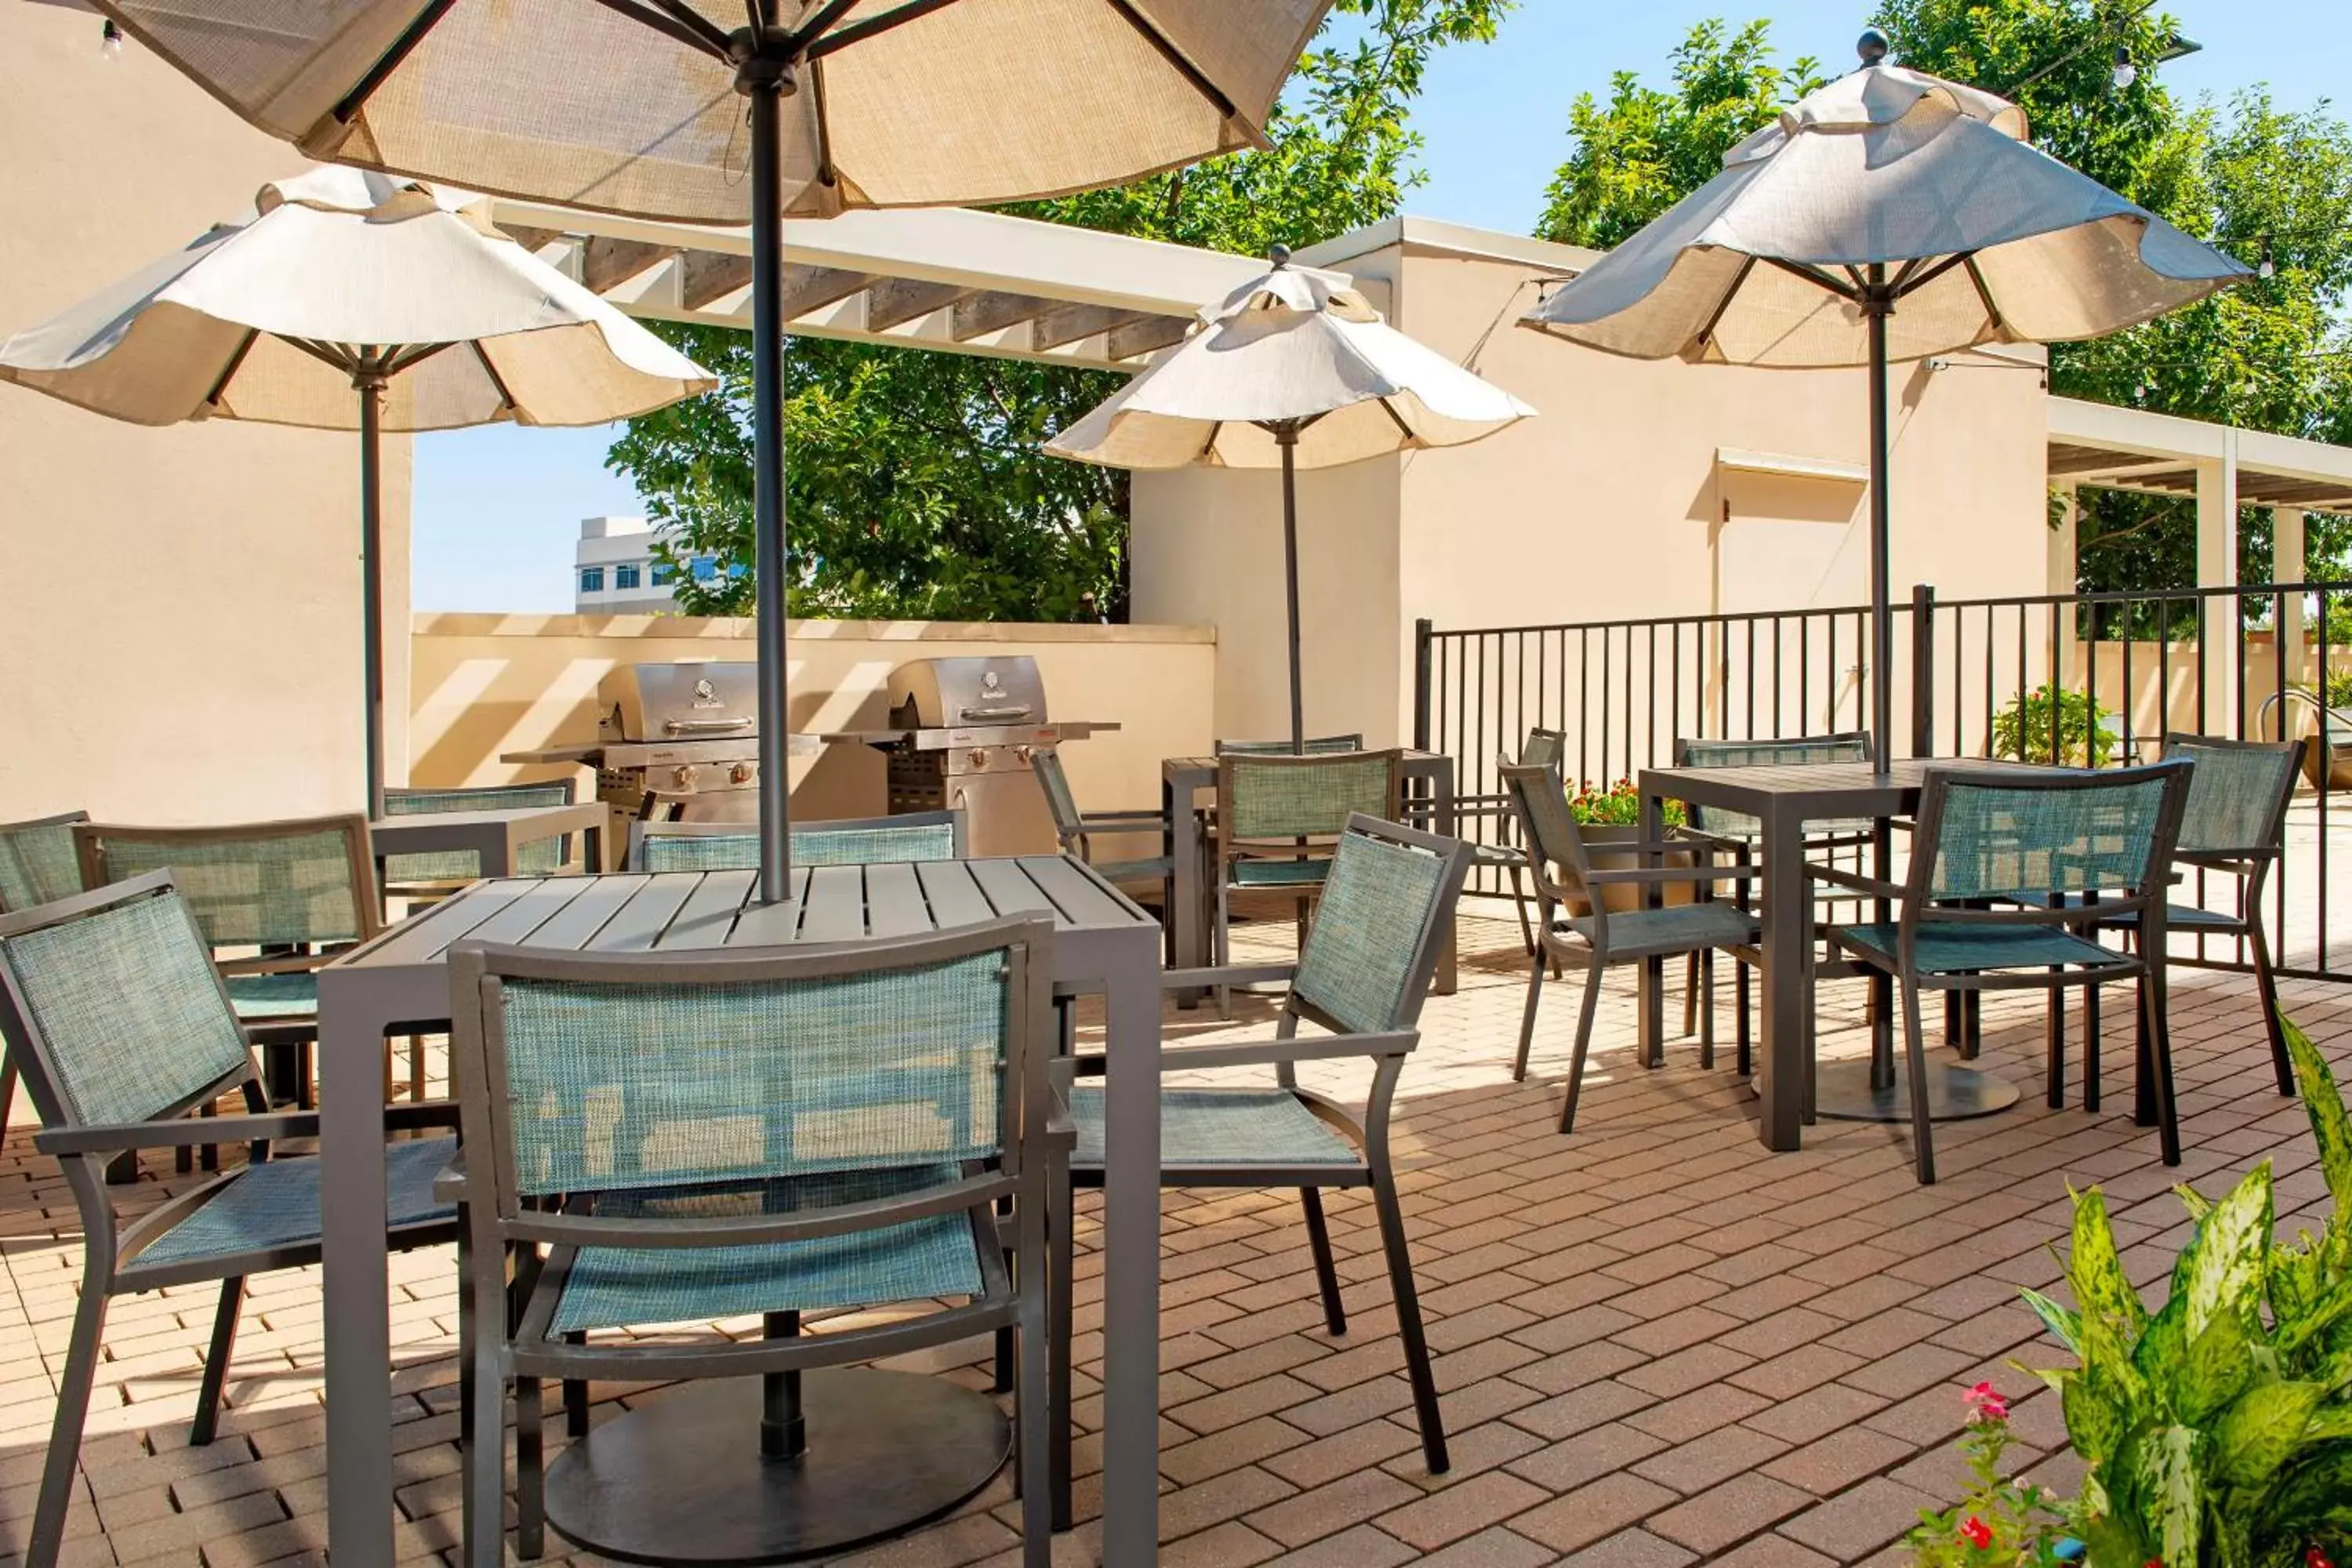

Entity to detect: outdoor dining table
[314,855,1165,1568]
[1635,758,2053,1152]
[367,801,608,878]
[1163,750,1458,1006]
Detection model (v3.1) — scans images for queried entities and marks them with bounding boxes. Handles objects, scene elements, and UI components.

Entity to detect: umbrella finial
[1857,27,1889,66]
[1268,243,1292,270]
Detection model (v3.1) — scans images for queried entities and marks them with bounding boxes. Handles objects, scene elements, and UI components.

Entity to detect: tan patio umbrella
[1520,31,2250,766]
[0,167,716,819]
[82,0,1334,900]
[1049,251,1535,750]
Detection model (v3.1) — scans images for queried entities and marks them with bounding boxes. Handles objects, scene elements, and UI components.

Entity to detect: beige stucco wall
[410,614,1214,837]
[0,1,408,827]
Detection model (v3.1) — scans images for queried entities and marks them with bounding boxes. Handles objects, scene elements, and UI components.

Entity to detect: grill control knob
[671,765,695,790]
[730,763,754,785]
[967,749,990,770]
[1013,746,1034,764]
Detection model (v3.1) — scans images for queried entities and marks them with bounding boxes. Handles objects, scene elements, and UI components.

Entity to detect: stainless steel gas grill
[503,661,812,833]
[820,655,1119,858]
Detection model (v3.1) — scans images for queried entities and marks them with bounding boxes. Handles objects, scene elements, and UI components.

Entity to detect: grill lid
[599,661,760,743]
[887,656,1048,728]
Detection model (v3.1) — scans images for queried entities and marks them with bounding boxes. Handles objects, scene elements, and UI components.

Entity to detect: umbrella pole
[358,365,388,823]
[1864,270,1893,773]
[1278,423,1305,753]
[748,67,793,904]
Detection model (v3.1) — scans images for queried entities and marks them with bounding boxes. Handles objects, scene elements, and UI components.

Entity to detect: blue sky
[412,0,2343,612]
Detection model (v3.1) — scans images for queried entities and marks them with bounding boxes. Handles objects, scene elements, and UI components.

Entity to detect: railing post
[1413,618,1433,751]
[1909,584,1936,760]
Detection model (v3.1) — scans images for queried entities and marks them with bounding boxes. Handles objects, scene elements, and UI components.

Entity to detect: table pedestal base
[542,1370,1010,1566]
[1813,1058,2021,1123]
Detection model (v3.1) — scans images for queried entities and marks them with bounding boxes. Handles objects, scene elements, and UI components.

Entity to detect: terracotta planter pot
[1563,823,1699,917]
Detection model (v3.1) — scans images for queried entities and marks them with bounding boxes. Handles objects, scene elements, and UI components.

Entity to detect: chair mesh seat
[1066,1085,1360,1169]
[1564,902,1759,957]
[2009,892,2242,931]
[1832,920,2128,975]
[136,1138,456,1270]
[224,972,318,1020]
[1233,858,1332,887]
[546,1166,982,1334]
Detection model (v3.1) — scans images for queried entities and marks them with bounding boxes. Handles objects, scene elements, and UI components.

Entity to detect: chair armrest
[1163,1029,1418,1073]
[1671,826,1753,856]
[1806,864,1906,900]
[1161,962,1296,993]
[1080,809,1171,829]
[1581,865,1737,886]
[34,1099,459,1158]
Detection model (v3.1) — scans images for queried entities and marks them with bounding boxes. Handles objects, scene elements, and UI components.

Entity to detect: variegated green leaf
[2070,1185,2151,1344]
[2211,1379,2323,1489]
[2022,1287,2085,1358]
[2064,1373,2130,1468]
[2134,1294,2188,1406]
[2130,1425,2202,1568]
[2176,1182,2214,1221]
[2178,1307,2256,1426]
[2266,1439,2352,1530]
[2300,1403,2352,1443]
[2282,1013,2352,1210]
[2184,1163,2274,1339]
[2270,1240,2319,1330]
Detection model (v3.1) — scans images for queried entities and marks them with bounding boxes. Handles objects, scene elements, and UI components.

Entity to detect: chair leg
[562,1336,589,1437]
[1697,951,1715,1070]
[410,1036,430,1102]
[0,1051,13,1139]
[2249,922,2295,1096]
[514,1374,545,1559]
[1370,1158,1447,1474]
[1015,1181,1053,1568]
[2083,981,2103,1114]
[29,1272,109,1568]
[1559,956,1606,1135]
[1682,951,1698,1037]
[190,1277,245,1446]
[463,1264,506,1568]
[1300,1189,1347,1336]
[2142,964,2183,1167]
[1508,864,1535,957]
[1512,948,1547,1083]
[1048,1153,1075,1534]
[1900,980,1936,1185]
[1736,960,1753,1077]
[1214,874,1233,1021]
[2045,969,2067,1111]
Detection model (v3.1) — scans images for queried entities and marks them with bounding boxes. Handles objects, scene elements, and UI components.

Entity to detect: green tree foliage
[1532,1,2352,597]
[1534,20,1824,250]
[607,0,1511,620]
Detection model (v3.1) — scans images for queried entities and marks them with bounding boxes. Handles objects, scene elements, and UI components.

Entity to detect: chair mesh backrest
[1927,775,2172,900]
[1218,735,1364,756]
[89,828,365,947]
[2167,739,2297,855]
[0,819,83,913]
[490,952,1009,1197]
[384,784,572,880]
[1228,755,1396,840]
[638,822,958,873]
[1679,735,1870,837]
[1294,829,1450,1034]
[1030,749,1083,837]
[1503,767,1592,901]
[1520,729,1566,775]
[0,891,250,1127]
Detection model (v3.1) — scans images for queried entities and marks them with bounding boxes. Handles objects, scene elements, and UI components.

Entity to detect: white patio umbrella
[1521,31,2250,765]
[82,0,1335,900]
[0,167,715,818]
[1049,250,1535,750]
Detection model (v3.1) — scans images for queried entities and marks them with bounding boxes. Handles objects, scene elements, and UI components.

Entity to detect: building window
[651,562,675,585]
[691,556,719,583]
[579,566,605,593]
[615,563,641,590]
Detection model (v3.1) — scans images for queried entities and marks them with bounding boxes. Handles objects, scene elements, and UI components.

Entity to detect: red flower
[1962,1381,2010,1421]
[1959,1517,1994,1550]
[2308,1550,2335,1568]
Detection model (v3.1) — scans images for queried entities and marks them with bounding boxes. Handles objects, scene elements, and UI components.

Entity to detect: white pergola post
[2049,482,2078,684]
[2196,429,2241,735]
[2277,506,2308,698]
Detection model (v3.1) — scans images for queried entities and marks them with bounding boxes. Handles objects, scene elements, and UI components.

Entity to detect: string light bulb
[100,17,124,58]
[2111,46,2137,90]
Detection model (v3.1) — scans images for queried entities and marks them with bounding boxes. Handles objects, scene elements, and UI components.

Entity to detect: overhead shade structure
[1520,31,2249,767]
[1049,252,1535,749]
[87,0,1336,902]
[0,167,715,819]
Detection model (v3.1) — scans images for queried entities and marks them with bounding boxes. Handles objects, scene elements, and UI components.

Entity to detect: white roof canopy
[483,200,1300,373]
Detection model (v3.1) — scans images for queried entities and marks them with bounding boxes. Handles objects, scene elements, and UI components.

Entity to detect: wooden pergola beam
[579,237,672,295]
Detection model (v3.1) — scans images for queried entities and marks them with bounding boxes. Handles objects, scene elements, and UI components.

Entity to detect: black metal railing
[1416,580,2352,980]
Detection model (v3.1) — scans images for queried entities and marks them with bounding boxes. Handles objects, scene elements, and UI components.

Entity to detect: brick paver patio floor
[2,908,2343,1568]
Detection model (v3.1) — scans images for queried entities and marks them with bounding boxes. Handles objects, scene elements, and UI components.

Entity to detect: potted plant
[1991,683,2120,767]
[1563,779,1696,916]
[1905,1014,2352,1567]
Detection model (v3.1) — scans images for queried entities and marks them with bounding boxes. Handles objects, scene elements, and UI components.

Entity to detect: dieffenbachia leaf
[2266,1439,2352,1531]
[2023,1287,2085,1358]
[2177,1307,2256,1427]
[2070,1185,2151,1344]
[2210,1379,2322,1489]
[2281,1012,2352,1237]
[2131,1425,2203,1568]
[2184,1163,2274,1340]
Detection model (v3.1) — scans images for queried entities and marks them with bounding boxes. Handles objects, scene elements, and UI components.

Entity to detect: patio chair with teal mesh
[1210,749,1405,1015]
[1216,734,1365,755]
[445,917,1055,1568]
[1032,747,1176,953]
[1815,760,2194,1184]
[1502,764,1756,1132]
[0,871,456,1568]
[1470,727,1566,963]
[1052,814,1473,1517]
[2060,734,2305,1107]
[381,781,580,895]
[0,809,88,1132]
[629,809,965,872]
[74,815,381,1118]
